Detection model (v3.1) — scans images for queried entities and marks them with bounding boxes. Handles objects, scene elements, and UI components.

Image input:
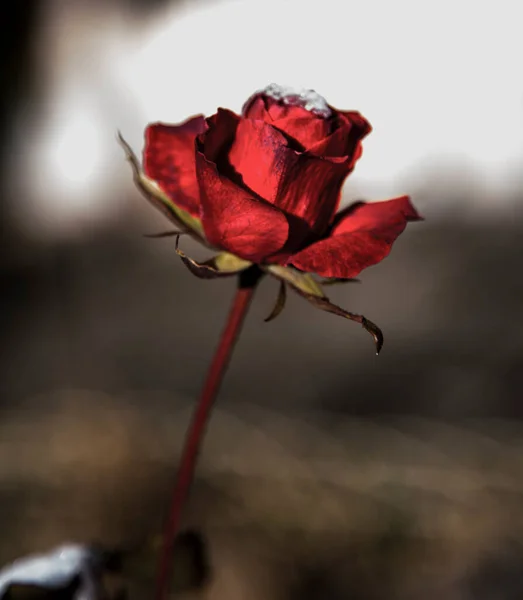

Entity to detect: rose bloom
[120,84,422,352]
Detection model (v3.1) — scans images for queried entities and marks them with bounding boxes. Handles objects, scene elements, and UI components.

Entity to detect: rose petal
[227,118,289,203]
[196,150,289,262]
[118,132,205,239]
[143,116,206,217]
[276,152,350,237]
[271,115,331,151]
[197,109,239,165]
[241,94,269,120]
[308,111,372,160]
[288,196,422,278]
[227,117,351,238]
[331,195,421,235]
[242,93,330,151]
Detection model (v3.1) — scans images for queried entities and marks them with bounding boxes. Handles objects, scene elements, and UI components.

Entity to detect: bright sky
[13,0,523,236]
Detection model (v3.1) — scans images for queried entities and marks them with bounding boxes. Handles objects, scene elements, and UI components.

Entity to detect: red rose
[120,84,422,352]
[142,84,420,279]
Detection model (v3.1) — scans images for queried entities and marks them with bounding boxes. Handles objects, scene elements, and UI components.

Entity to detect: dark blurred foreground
[1,216,523,599]
[1,389,523,600]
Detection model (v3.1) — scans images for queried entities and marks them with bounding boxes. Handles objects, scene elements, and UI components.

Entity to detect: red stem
[155,269,261,600]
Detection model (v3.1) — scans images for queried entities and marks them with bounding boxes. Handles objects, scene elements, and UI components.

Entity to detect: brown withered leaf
[143,230,185,239]
[302,293,384,355]
[319,277,361,286]
[174,236,251,279]
[265,264,383,354]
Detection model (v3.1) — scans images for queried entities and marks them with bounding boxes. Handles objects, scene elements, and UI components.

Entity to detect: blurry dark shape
[0,0,42,260]
[117,529,210,595]
[287,564,348,600]
[0,0,41,144]
[90,547,123,575]
[1,575,81,600]
[170,529,211,592]
[465,541,523,600]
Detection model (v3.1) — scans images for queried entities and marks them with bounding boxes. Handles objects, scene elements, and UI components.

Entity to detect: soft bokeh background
[2,0,523,598]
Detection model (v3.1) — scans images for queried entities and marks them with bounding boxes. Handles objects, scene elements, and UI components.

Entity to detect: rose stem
[155,266,263,600]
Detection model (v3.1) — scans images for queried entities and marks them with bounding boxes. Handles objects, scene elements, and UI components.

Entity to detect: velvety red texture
[144,115,207,217]
[288,196,422,278]
[143,90,420,277]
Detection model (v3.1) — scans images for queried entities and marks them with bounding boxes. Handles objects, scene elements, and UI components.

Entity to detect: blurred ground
[1,0,523,598]
[2,391,523,599]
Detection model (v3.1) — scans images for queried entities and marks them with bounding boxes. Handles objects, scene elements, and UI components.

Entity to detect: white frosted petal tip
[249,83,332,118]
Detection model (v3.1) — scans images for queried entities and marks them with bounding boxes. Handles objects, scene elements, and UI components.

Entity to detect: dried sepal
[265,264,383,354]
[175,236,252,279]
[319,277,361,286]
[117,132,206,241]
[301,294,384,355]
[213,252,253,273]
[264,280,287,322]
[266,265,323,297]
[143,230,185,238]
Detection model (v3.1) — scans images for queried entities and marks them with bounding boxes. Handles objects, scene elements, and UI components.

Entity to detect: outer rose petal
[196,150,289,262]
[287,196,422,279]
[143,116,206,217]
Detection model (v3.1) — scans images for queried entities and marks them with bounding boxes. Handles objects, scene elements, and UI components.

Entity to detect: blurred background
[1,0,523,598]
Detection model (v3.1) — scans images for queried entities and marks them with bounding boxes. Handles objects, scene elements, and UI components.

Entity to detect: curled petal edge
[264,280,287,323]
[265,265,383,354]
[117,132,206,241]
[175,235,252,279]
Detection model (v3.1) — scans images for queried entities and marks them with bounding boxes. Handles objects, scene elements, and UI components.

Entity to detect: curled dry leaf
[174,235,252,279]
[304,294,384,355]
[264,280,287,323]
[143,230,185,239]
[266,264,383,354]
